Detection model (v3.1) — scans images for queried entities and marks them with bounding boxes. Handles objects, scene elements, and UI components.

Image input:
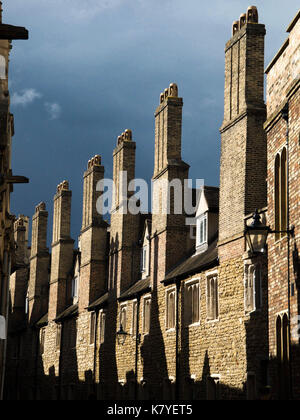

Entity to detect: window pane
[100,312,106,344]
[90,313,96,345]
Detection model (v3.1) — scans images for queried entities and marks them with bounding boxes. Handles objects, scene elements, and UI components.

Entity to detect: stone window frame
[89,311,97,346]
[71,275,79,302]
[120,303,128,332]
[244,263,262,315]
[274,146,288,242]
[142,294,151,335]
[184,278,200,327]
[99,309,106,345]
[0,55,6,80]
[56,323,62,351]
[141,246,147,273]
[206,270,219,323]
[40,328,46,355]
[196,214,208,248]
[25,292,29,315]
[165,286,177,332]
[131,299,138,337]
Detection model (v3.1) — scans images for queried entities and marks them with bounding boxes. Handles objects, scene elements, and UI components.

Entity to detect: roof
[0,24,29,40]
[55,304,78,323]
[36,313,48,328]
[287,9,300,33]
[87,292,109,311]
[265,38,289,74]
[203,186,219,212]
[164,238,218,283]
[119,277,151,301]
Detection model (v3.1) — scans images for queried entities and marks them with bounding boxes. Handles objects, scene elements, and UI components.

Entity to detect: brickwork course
[4,6,300,400]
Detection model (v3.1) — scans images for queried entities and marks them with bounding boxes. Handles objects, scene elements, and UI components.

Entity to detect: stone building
[0,3,28,399]
[4,6,300,400]
[264,9,300,399]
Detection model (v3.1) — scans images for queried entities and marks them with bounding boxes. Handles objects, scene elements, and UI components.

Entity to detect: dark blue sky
[5,0,299,244]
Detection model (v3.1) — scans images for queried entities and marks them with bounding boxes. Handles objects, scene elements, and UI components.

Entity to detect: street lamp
[245,209,295,255]
[245,210,270,254]
[116,324,129,346]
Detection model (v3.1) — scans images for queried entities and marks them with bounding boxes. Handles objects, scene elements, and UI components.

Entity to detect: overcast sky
[4,0,299,243]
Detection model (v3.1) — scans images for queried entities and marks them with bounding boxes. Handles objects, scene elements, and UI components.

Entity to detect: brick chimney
[48,181,74,321]
[28,202,50,324]
[110,130,141,296]
[78,155,108,312]
[151,84,190,273]
[9,216,29,327]
[219,6,267,261]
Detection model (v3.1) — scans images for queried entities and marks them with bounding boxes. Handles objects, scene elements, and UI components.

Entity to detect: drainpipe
[134,296,141,400]
[93,310,99,395]
[282,102,293,400]
[58,322,64,400]
[175,278,181,401]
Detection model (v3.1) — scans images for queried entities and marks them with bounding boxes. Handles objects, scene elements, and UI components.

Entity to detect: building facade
[265,10,300,400]
[4,7,300,400]
[0,3,28,399]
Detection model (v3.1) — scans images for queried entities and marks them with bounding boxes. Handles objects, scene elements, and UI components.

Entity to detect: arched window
[274,148,288,240]
[276,313,290,400]
[0,55,6,79]
[275,154,280,240]
[281,148,287,236]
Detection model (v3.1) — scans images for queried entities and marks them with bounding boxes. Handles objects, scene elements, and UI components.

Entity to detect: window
[207,275,218,321]
[0,55,6,79]
[185,281,200,325]
[90,312,96,345]
[197,215,207,247]
[143,297,151,334]
[276,313,290,399]
[141,246,147,273]
[99,311,106,345]
[120,305,127,332]
[25,293,29,315]
[132,301,138,337]
[56,324,62,350]
[244,265,262,313]
[274,148,288,241]
[166,288,176,330]
[72,276,79,300]
[40,328,46,355]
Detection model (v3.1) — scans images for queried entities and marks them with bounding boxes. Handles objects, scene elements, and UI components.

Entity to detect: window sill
[166,328,176,333]
[185,322,200,328]
[206,318,219,324]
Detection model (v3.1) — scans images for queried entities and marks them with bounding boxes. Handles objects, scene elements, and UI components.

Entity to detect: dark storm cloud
[4,0,299,241]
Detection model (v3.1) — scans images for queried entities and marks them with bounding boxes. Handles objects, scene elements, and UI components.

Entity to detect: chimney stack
[79,155,108,312]
[48,181,74,321]
[28,203,50,324]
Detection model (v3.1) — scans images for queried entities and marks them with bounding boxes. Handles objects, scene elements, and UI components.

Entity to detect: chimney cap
[159,83,179,104]
[56,180,69,194]
[87,154,101,169]
[35,202,46,213]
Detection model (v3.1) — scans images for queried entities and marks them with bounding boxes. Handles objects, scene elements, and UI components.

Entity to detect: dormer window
[141,246,147,273]
[197,215,207,247]
[72,276,79,300]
